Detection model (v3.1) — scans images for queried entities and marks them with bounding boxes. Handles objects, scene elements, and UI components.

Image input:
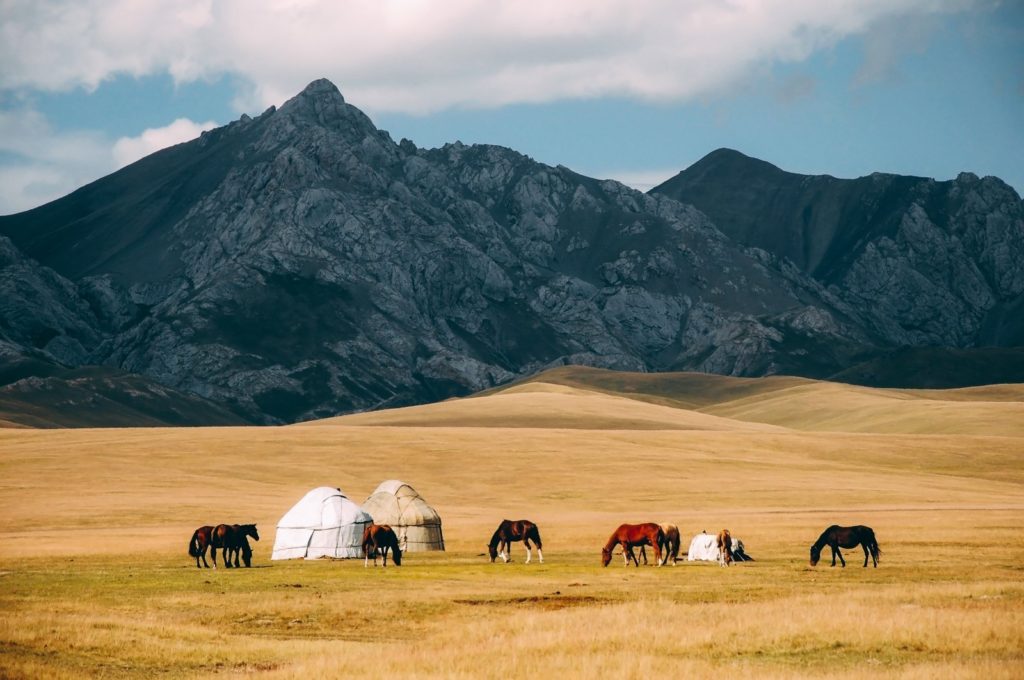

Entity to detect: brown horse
[211,524,260,568]
[636,523,681,565]
[488,519,544,564]
[188,525,215,568]
[363,524,403,567]
[717,529,732,566]
[810,525,880,568]
[602,523,664,567]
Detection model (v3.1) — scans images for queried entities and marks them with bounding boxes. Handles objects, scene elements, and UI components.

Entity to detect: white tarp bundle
[271,487,372,560]
[687,532,722,561]
[361,480,445,552]
[686,531,750,561]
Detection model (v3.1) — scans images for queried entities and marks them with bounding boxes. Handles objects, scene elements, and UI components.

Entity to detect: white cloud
[112,118,218,168]
[0,108,217,214]
[0,0,979,114]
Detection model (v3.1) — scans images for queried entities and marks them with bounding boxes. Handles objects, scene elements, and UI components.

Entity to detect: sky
[0,0,1021,215]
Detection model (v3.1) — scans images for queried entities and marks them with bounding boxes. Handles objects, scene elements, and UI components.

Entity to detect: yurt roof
[363,480,441,525]
[277,486,370,529]
[371,480,419,497]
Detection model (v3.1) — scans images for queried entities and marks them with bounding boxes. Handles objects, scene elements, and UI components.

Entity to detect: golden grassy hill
[492,366,1024,436]
[307,381,787,432]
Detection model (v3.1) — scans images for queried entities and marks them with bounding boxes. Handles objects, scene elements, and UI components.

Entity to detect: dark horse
[602,523,664,567]
[363,524,403,567]
[188,525,215,568]
[810,525,881,568]
[488,519,544,564]
[211,524,260,568]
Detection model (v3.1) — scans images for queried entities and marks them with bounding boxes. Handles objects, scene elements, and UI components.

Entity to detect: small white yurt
[361,480,444,552]
[272,487,373,560]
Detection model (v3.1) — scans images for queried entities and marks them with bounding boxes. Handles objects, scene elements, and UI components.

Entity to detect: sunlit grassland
[1,377,1023,677]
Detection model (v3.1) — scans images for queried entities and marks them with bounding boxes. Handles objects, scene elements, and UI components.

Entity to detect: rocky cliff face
[1,80,1021,424]
[651,148,1024,349]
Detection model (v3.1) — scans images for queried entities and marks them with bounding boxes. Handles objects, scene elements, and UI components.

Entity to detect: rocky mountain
[1,79,1021,425]
[651,148,1024,349]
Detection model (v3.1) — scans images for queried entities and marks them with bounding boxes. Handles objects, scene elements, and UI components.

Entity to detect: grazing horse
[363,524,403,567]
[810,525,881,568]
[488,519,544,564]
[717,529,733,566]
[211,524,260,568]
[636,523,681,565]
[188,525,215,568]
[602,523,664,567]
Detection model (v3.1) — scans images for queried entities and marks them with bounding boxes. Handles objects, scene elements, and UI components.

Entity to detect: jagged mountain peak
[298,77,346,102]
[274,77,378,136]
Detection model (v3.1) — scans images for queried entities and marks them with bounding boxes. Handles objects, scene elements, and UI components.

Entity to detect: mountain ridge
[1,78,1021,425]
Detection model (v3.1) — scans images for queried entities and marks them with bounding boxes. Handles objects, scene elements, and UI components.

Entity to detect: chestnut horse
[636,523,681,565]
[211,524,259,568]
[602,523,664,567]
[363,524,403,567]
[188,525,215,568]
[717,529,732,566]
[810,525,880,568]
[488,519,544,564]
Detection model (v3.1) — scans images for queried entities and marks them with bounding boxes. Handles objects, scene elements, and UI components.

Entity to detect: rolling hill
[482,366,1024,436]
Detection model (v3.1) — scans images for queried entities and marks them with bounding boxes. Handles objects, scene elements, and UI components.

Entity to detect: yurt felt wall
[362,480,444,552]
[272,487,372,560]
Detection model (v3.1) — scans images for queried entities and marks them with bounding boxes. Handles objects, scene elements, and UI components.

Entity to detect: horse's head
[601,547,612,567]
[809,545,821,566]
[488,543,498,562]
[247,524,260,541]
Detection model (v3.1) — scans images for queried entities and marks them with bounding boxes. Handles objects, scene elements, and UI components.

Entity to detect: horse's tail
[869,530,881,562]
[188,529,200,557]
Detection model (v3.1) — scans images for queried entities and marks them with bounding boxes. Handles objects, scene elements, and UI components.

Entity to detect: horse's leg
[524,537,532,564]
[211,546,218,569]
[836,546,846,568]
[829,544,836,567]
[862,543,870,568]
[200,545,210,568]
[502,539,510,563]
[382,545,389,568]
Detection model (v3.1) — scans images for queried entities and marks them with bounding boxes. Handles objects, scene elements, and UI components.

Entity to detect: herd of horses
[188,523,259,568]
[188,519,881,569]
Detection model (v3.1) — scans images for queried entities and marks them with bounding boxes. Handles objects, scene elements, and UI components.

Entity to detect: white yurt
[361,480,445,552]
[271,487,373,560]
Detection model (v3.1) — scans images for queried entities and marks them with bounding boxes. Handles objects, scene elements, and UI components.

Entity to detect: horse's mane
[811,526,835,550]
[488,526,504,548]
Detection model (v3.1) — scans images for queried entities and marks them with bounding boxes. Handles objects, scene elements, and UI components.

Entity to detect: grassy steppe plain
[1,369,1023,678]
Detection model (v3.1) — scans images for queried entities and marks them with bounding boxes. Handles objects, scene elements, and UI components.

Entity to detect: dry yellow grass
[1,373,1022,677]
